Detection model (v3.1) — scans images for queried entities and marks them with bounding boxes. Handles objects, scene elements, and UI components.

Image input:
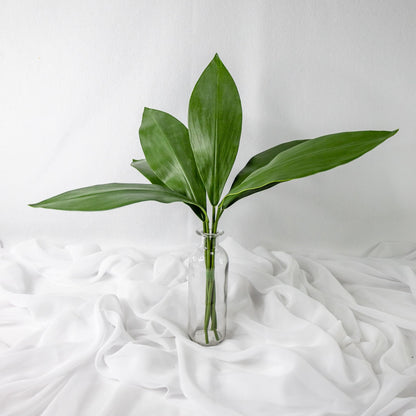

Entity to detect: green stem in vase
[202,206,220,344]
[204,267,215,343]
[210,278,219,338]
[203,224,212,343]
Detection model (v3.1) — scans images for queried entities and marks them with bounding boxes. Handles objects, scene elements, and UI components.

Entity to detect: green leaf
[232,140,307,188]
[139,108,206,209]
[131,158,207,221]
[29,183,205,213]
[188,54,242,206]
[131,159,164,186]
[221,130,398,210]
[220,139,307,209]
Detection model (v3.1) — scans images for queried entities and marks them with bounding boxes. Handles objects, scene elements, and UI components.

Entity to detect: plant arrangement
[31,54,398,345]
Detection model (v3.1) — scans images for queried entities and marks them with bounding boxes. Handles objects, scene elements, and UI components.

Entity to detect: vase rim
[196,230,224,237]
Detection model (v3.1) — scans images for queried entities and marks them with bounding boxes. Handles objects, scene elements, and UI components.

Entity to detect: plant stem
[211,207,221,341]
[202,206,220,343]
[203,223,211,344]
[204,267,214,343]
[203,219,209,234]
[211,205,216,230]
[210,278,218,334]
[213,205,222,232]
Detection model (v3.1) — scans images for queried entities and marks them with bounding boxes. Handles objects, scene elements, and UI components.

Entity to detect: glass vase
[188,231,228,346]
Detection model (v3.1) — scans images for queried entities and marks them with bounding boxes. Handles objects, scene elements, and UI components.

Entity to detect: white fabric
[0,238,416,415]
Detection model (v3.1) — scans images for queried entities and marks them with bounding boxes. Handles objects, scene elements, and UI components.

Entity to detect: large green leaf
[220,140,307,209]
[139,108,206,209]
[131,159,164,186]
[29,183,205,213]
[231,140,307,188]
[131,159,207,221]
[188,54,242,206]
[220,130,398,210]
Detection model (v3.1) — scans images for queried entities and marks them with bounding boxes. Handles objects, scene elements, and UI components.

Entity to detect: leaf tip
[385,128,399,140]
[212,53,222,66]
[143,107,157,116]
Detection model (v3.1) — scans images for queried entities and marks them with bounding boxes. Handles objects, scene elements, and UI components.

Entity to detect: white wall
[1,0,415,254]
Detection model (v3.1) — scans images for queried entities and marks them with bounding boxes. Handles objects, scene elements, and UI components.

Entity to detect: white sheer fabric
[1,238,416,415]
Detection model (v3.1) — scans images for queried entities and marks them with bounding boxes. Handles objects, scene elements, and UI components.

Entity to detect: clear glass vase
[188,231,228,346]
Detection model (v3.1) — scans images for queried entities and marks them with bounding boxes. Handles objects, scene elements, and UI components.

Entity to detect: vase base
[189,329,225,346]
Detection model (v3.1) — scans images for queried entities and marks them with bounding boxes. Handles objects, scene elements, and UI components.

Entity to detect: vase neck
[196,230,224,250]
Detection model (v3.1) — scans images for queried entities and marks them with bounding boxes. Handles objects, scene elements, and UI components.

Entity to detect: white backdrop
[0,0,415,254]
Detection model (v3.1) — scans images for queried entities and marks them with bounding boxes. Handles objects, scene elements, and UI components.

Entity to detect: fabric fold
[1,238,416,415]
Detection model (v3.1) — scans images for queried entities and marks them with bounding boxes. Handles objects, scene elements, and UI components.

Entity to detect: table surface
[1,238,416,416]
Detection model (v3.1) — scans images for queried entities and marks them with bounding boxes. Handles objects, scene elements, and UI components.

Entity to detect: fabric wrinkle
[0,238,415,415]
